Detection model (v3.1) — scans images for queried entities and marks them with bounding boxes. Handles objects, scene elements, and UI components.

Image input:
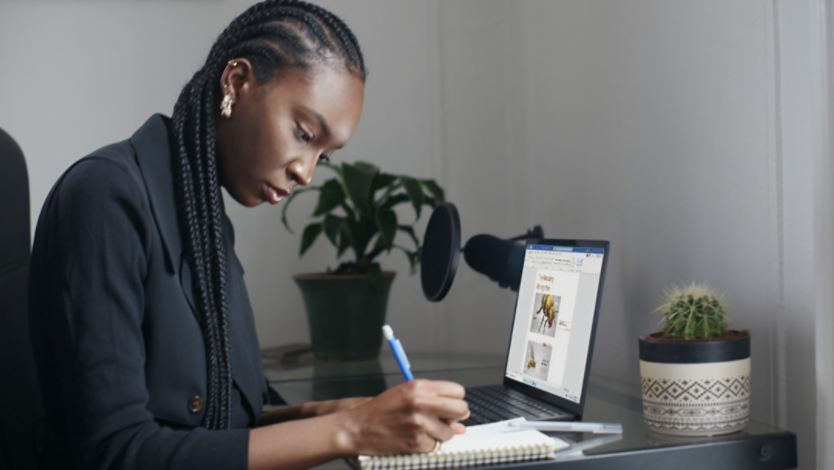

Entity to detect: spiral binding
[358,442,556,469]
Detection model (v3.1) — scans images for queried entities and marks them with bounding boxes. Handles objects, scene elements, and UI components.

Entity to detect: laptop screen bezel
[501,238,610,420]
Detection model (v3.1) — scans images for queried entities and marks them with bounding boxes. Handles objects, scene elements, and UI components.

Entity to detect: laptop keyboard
[462,385,568,425]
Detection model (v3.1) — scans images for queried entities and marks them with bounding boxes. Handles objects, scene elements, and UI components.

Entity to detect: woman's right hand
[336,379,470,456]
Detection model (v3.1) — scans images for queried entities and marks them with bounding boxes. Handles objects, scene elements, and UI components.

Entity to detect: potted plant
[639,283,751,437]
[282,161,444,361]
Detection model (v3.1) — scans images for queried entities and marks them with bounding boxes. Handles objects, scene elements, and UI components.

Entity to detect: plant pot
[294,272,396,362]
[638,330,750,437]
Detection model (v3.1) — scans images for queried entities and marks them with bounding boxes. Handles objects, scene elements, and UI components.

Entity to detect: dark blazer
[29,114,268,470]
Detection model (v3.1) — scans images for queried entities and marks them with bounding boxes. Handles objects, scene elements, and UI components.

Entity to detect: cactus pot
[638,330,750,437]
[294,272,396,362]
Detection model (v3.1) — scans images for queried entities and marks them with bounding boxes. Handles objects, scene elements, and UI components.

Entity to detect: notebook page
[355,417,570,467]
[436,418,569,454]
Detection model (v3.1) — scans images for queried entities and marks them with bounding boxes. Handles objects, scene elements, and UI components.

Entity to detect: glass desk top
[264,355,797,470]
[264,349,506,385]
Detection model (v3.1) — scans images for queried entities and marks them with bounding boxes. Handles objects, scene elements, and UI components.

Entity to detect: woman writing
[28,2,469,469]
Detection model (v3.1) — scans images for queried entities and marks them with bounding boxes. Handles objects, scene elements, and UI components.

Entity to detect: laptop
[462,239,610,425]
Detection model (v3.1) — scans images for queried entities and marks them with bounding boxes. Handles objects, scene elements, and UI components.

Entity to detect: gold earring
[220,94,234,118]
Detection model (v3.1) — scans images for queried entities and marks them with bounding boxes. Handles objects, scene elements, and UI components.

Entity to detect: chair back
[0,127,43,469]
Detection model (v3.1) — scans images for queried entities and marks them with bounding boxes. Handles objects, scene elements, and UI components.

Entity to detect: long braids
[170,0,366,429]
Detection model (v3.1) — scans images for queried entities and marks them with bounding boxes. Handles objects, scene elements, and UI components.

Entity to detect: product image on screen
[529,293,560,338]
[523,340,552,381]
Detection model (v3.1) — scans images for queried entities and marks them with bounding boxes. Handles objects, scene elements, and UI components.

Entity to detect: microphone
[463,235,525,291]
[419,200,544,300]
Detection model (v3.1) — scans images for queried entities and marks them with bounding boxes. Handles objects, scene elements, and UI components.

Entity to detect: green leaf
[399,176,424,218]
[337,222,351,257]
[371,172,398,192]
[398,225,419,248]
[422,179,445,203]
[353,161,379,172]
[393,245,420,274]
[378,193,410,213]
[375,210,398,251]
[343,215,374,260]
[323,214,343,248]
[342,162,378,218]
[367,235,386,262]
[358,218,379,257]
[281,186,320,233]
[374,182,402,207]
[341,216,358,256]
[300,222,323,256]
[313,179,346,216]
[339,201,357,220]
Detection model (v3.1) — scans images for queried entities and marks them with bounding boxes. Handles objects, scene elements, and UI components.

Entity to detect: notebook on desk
[350,418,568,469]
[462,239,610,426]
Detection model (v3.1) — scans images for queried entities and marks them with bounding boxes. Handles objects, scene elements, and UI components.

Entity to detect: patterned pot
[639,331,750,437]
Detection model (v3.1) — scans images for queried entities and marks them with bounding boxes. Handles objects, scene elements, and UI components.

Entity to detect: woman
[28,1,469,469]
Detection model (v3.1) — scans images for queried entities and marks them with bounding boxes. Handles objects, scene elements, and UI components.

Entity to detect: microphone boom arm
[507,225,544,243]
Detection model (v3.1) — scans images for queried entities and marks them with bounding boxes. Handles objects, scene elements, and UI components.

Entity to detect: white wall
[778,1,834,468]
[1,1,830,468]
[817,3,834,466]
[777,1,820,467]
[522,0,780,425]
[434,0,830,467]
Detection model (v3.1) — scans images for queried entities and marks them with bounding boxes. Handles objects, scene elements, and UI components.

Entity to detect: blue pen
[382,324,414,381]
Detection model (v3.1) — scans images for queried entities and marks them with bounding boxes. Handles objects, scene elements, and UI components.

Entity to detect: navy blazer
[29,114,268,470]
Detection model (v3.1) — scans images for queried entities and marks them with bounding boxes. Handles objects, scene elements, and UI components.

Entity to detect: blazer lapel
[130,114,202,325]
[130,114,182,275]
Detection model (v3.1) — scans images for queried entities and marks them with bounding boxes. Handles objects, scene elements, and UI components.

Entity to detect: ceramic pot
[294,272,396,362]
[638,331,750,437]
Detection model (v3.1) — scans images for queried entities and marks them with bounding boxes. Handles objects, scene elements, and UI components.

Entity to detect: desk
[265,351,797,470]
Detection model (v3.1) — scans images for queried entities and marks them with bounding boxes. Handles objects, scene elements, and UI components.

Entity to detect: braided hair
[170,0,366,430]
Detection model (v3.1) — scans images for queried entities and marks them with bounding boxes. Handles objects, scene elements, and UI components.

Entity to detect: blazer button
[187,396,203,413]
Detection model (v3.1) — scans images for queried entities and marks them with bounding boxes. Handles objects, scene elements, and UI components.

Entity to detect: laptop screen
[504,243,606,403]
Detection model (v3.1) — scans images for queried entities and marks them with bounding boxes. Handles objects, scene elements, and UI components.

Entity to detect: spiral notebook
[351,418,568,469]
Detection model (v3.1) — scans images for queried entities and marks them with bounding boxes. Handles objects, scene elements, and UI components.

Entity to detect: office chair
[0,127,43,469]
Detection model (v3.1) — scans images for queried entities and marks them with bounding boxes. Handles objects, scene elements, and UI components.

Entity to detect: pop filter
[420,202,461,302]
[419,202,544,301]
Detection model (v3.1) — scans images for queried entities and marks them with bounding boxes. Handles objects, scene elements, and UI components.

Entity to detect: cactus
[656,283,729,340]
